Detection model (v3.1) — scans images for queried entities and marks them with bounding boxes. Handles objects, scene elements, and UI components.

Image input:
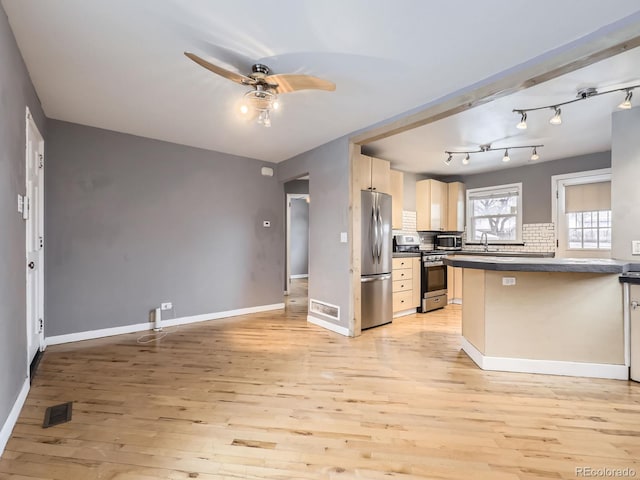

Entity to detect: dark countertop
[392,252,421,258]
[453,250,554,258]
[445,255,629,273]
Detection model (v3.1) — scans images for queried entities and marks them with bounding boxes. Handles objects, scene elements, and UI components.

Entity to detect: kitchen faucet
[480,232,489,252]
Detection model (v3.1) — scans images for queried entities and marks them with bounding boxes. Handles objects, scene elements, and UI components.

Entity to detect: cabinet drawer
[392,268,412,281]
[393,279,412,293]
[393,290,413,312]
[392,257,413,270]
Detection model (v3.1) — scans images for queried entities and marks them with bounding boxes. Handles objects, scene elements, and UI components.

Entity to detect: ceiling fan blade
[265,74,335,94]
[184,52,256,86]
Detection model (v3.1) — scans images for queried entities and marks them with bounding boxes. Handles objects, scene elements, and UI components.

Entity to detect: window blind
[564,181,611,213]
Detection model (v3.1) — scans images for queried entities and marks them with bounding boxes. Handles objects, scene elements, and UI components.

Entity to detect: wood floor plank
[1,280,639,479]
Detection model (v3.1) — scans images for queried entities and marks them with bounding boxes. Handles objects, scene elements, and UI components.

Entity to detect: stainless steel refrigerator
[361,190,392,329]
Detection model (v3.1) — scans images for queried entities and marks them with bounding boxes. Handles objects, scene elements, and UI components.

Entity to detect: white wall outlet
[340,232,348,243]
[502,277,516,286]
[263,220,271,227]
[161,302,172,310]
[632,240,640,255]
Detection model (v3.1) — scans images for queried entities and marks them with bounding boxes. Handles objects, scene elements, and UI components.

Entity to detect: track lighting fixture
[444,143,543,166]
[444,153,453,166]
[619,90,633,109]
[513,84,639,129]
[531,147,539,161]
[516,111,527,129]
[549,107,562,125]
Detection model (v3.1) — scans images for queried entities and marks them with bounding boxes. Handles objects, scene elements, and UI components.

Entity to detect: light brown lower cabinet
[447,266,463,304]
[392,257,422,315]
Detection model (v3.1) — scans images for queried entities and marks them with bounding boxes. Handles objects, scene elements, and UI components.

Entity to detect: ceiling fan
[184,52,336,127]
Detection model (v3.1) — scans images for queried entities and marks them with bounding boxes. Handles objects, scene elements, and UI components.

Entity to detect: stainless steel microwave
[435,234,462,250]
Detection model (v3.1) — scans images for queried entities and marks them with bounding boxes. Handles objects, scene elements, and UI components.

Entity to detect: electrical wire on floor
[136,306,180,344]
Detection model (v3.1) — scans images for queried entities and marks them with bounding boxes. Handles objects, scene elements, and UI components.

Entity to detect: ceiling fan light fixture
[516,111,527,130]
[549,107,562,125]
[239,104,249,115]
[502,149,510,162]
[530,147,539,161]
[618,90,633,109]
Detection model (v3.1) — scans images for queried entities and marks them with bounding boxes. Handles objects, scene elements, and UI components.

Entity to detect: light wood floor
[1,281,639,479]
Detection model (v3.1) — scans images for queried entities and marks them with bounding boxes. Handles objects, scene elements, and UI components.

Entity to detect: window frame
[466,182,523,244]
[566,210,612,250]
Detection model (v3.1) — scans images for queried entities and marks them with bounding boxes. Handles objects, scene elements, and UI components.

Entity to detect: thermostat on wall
[261,167,274,177]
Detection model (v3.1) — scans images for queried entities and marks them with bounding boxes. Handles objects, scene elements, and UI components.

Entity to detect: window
[466,183,522,243]
[567,210,611,249]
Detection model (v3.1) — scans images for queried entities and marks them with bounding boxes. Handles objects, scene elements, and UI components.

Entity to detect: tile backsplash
[462,223,556,253]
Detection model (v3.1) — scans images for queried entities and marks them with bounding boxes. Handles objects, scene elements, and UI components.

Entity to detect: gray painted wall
[277,136,351,330]
[45,120,284,336]
[440,151,611,224]
[0,3,46,441]
[290,199,309,275]
[612,108,640,260]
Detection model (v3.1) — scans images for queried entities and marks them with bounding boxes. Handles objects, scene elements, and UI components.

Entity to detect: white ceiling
[3,0,640,163]
[364,45,640,175]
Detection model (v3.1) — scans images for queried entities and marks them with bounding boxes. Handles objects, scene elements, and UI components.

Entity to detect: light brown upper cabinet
[390,169,403,229]
[416,179,448,231]
[416,179,465,231]
[356,155,391,194]
[447,182,466,232]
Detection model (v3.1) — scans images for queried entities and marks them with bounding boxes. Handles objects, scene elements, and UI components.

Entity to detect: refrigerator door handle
[361,274,392,283]
[370,204,377,262]
[376,204,383,261]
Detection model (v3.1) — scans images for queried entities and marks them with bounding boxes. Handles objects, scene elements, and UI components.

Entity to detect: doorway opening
[284,177,309,315]
[25,107,45,374]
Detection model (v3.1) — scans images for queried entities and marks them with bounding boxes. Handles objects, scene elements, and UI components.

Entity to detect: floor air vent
[309,299,340,321]
[43,402,72,428]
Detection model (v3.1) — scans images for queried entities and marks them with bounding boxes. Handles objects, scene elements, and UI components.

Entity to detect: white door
[25,108,45,365]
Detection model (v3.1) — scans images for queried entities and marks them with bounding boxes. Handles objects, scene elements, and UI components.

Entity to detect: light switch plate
[502,277,516,286]
[340,232,348,243]
[17,195,23,214]
[632,240,640,255]
[263,220,271,228]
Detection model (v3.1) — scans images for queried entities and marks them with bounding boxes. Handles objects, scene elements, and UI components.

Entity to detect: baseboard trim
[0,378,29,457]
[307,315,350,337]
[393,308,417,318]
[290,274,309,279]
[46,303,285,346]
[461,337,628,380]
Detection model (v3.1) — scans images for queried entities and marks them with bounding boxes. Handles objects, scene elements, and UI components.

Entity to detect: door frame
[551,168,611,258]
[285,193,309,295]
[25,106,45,369]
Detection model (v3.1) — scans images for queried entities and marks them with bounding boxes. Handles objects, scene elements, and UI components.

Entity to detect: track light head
[502,149,510,162]
[618,90,633,110]
[549,107,562,125]
[516,111,527,130]
[530,147,539,161]
[462,153,470,165]
[444,153,452,166]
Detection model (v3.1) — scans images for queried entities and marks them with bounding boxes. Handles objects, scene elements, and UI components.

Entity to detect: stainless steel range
[421,251,448,312]
[392,234,448,313]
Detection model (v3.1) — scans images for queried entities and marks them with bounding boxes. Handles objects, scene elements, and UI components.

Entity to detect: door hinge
[38,318,44,333]
[555,190,559,199]
[39,236,44,249]
[22,196,29,220]
[38,154,44,169]
[556,239,559,248]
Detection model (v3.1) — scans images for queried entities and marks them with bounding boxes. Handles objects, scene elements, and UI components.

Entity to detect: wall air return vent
[309,299,340,321]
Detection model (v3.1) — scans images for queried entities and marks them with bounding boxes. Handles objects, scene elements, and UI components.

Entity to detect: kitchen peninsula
[445,255,629,380]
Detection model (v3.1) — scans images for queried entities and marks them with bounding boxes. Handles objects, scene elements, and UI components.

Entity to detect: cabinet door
[454,267,463,302]
[418,179,446,231]
[447,182,466,232]
[412,257,421,308]
[390,170,404,229]
[416,179,433,231]
[433,180,448,231]
[371,156,391,194]
[356,155,372,191]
